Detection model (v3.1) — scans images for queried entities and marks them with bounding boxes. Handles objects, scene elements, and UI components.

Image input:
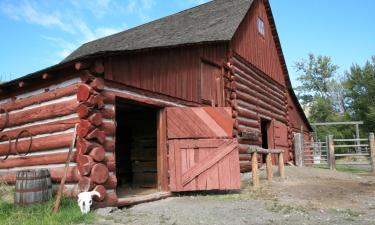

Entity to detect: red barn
[0,0,311,207]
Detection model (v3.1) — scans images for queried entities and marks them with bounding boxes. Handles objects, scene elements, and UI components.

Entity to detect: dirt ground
[89,166,375,225]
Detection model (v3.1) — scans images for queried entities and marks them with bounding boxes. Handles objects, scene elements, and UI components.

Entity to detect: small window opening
[257,17,265,36]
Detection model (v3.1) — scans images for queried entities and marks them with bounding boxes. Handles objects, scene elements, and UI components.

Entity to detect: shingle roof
[62,0,253,63]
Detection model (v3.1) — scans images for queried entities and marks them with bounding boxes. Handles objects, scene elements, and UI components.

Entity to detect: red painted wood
[104,44,227,103]
[168,139,240,192]
[231,0,285,85]
[91,163,109,184]
[167,107,233,139]
[77,155,94,176]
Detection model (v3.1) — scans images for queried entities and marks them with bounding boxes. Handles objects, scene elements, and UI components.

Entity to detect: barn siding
[229,53,290,172]
[104,43,228,103]
[0,76,81,196]
[231,0,285,85]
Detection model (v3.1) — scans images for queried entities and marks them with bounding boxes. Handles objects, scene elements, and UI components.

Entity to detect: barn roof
[62,0,253,62]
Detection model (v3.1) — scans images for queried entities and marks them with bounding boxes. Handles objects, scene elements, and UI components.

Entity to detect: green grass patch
[0,196,95,225]
[312,164,369,173]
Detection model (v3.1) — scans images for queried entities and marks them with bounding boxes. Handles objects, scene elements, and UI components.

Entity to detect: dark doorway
[260,119,271,149]
[115,99,158,197]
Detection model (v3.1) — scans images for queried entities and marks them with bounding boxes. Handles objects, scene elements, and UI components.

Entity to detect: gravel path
[87,167,375,225]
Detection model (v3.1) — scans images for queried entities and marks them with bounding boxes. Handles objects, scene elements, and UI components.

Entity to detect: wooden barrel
[15,169,52,206]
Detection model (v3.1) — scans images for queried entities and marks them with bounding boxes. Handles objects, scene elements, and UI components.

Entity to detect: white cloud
[0,0,126,62]
[0,1,73,33]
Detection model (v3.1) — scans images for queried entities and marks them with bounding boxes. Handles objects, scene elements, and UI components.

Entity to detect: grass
[312,164,369,173]
[0,181,95,225]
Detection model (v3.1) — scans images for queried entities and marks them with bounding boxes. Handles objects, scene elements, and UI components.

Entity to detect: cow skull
[77,191,101,214]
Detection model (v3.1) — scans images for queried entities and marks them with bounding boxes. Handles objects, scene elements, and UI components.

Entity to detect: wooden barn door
[166,107,241,192]
[273,120,289,162]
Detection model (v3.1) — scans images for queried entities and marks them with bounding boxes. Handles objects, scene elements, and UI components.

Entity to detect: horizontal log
[78,176,95,192]
[91,163,109,184]
[80,70,95,83]
[86,95,104,109]
[77,155,95,176]
[0,117,79,140]
[0,133,73,156]
[237,117,259,129]
[117,192,172,207]
[239,154,251,161]
[5,99,78,128]
[104,140,115,153]
[77,84,96,102]
[0,166,81,184]
[88,113,103,126]
[103,175,117,189]
[102,90,172,108]
[102,122,115,136]
[232,58,285,97]
[237,100,286,124]
[0,151,77,169]
[93,192,118,208]
[240,163,252,173]
[93,185,106,201]
[76,138,99,155]
[104,155,115,172]
[234,72,285,107]
[86,128,105,144]
[237,108,258,120]
[89,146,105,162]
[101,107,115,119]
[90,78,105,91]
[236,91,285,117]
[77,120,94,138]
[77,104,91,119]
[0,84,77,112]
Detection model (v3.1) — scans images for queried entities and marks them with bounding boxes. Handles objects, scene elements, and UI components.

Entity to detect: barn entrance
[115,99,159,197]
[261,119,272,149]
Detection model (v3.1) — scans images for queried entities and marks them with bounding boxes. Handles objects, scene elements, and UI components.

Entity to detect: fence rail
[294,132,375,172]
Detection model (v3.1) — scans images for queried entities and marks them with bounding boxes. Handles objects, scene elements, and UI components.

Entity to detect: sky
[0,0,374,87]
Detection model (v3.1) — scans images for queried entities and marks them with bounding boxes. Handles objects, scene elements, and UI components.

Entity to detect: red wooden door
[273,120,289,161]
[166,107,241,192]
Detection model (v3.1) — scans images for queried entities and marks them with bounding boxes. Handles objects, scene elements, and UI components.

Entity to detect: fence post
[294,133,303,166]
[328,135,336,170]
[369,133,375,173]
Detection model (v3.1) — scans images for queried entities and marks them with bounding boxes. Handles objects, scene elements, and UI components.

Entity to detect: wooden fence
[294,132,375,173]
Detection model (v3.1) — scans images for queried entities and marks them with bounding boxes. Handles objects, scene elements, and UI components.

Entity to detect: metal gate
[303,139,328,166]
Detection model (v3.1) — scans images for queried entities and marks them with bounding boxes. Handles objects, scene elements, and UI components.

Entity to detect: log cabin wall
[228,0,296,171]
[0,75,81,196]
[228,53,289,172]
[104,43,228,103]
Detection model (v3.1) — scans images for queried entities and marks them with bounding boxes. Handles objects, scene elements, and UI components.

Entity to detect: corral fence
[294,133,375,172]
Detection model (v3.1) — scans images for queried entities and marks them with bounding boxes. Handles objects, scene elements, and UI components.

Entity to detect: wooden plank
[157,109,168,191]
[218,151,231,190]
[196,147,208,190]
[181,140,235,186]
[168,141,176,191]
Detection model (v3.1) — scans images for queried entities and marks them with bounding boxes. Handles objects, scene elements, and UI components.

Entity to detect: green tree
[294,53,351,140]
[345,57,375,133]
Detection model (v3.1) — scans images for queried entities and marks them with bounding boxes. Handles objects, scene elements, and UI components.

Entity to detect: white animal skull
[77,191,101,214]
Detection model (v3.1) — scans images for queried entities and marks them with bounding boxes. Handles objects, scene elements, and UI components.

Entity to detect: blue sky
[0,0,374,87]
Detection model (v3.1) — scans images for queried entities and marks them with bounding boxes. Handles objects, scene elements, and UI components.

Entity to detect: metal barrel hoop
[0,107,9,132]
[0,134,11,161]
[15,130,33,157]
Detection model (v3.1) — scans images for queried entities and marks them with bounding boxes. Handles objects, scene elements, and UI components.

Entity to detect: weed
[0,196,94,225]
